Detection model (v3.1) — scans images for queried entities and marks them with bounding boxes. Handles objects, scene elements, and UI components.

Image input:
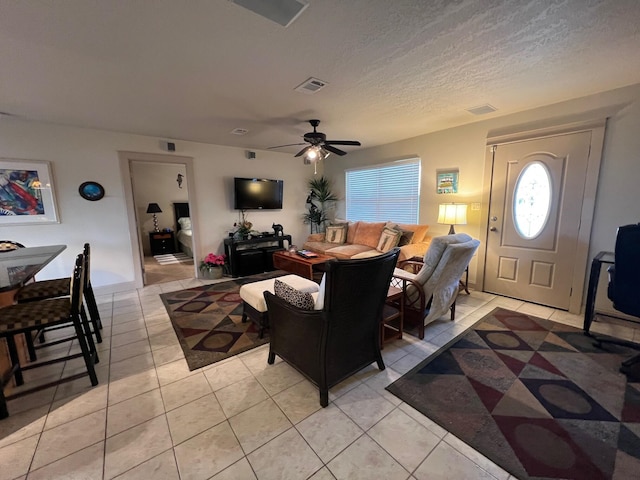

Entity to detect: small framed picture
[79,181,105,201]
[436,170,459,194]
[0,158,60,224]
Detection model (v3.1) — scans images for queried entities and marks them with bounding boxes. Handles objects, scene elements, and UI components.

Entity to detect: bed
[173,202,193,257]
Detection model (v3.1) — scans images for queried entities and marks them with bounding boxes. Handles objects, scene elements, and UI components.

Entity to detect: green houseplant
[303,176,338,233]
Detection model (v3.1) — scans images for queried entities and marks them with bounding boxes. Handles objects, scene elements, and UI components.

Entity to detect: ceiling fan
[268,119,361,161]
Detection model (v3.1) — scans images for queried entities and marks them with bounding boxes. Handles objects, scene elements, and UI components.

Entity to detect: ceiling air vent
[466,104,497,116]
[231,128,249,135]
[295,77,328,95]
[229,0,309,27]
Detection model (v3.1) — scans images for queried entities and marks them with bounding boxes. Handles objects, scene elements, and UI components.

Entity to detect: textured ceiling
[1,0,640,154]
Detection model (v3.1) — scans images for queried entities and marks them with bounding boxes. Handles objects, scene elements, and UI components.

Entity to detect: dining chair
[16,243,102,351]
[0,253,99,419]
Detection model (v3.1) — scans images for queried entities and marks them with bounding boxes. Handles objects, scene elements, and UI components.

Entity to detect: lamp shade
[146,203,162,214]
[438,203,467,226]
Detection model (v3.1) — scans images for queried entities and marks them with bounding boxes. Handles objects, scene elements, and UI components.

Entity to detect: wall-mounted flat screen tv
[234,177,283,210]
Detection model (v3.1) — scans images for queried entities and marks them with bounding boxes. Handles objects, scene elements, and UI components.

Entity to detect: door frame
[476,119,606,314]
[119,150,198,289]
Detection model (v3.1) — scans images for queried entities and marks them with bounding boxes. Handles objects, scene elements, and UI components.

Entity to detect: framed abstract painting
[0,159,60,224]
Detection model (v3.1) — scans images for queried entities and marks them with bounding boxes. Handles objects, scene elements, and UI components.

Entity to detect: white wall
[0,119,315,292]
[325,82,640,306]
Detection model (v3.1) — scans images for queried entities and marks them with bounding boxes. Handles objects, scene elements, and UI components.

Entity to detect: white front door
[484,132,592,309]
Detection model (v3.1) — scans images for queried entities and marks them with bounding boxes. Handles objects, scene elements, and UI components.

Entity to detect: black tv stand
[224,235,292,277]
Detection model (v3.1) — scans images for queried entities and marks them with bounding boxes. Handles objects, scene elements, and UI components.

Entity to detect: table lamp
[438,203,467,234]
[146,203,162,232]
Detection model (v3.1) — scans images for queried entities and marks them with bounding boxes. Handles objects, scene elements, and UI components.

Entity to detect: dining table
[0,244,67,383]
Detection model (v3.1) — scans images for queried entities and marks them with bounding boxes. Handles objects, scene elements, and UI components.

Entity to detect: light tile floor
[2,278,639,480]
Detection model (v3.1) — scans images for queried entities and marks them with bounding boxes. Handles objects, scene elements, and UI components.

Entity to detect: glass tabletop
[0,245,67,292]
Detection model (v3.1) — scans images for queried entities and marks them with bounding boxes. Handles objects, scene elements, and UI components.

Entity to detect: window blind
[345,159,420,223]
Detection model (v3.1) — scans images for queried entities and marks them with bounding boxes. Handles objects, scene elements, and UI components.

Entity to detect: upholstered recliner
[391,233,480,339]
[263,248,400,407]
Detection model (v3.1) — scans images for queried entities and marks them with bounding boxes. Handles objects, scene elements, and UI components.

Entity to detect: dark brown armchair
[263,248,400,407]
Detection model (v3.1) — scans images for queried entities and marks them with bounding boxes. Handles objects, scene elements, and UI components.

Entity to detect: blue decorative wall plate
[79,181,105,201]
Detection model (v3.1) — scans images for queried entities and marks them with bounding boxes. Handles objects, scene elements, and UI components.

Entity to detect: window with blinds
[345,159,421,223]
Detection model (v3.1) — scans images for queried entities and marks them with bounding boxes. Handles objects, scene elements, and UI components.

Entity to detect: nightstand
[149,231,175,255]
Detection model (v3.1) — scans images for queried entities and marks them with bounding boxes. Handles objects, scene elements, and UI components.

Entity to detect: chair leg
[71,314,98,386]
[319,388,328,407]
[85,285,103,330]
[6,336,24,386]
[450,301,456,321]
[0,388,8,419]
[375,354,385,371]
[80,307,99,365]
[82,305,102,344]
[267,351,276,364]
[25,332,37,362]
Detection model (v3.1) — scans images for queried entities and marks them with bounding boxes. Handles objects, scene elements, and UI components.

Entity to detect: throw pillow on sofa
[377,226,402,253]
[386,223,415,247]
[326,224,348,244]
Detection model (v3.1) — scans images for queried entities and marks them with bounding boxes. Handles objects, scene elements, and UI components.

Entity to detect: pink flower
[201,253,226,269]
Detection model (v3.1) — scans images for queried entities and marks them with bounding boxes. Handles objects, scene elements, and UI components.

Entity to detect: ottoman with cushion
[239,274,320,338]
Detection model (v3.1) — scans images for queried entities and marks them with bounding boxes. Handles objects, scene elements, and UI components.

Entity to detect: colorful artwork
[0,159,59,224]
[0,169,45,215]
[437,170,459,194]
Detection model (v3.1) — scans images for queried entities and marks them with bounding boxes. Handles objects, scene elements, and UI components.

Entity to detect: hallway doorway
[119,151,198,289]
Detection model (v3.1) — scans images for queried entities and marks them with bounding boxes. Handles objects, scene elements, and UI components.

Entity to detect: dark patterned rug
[386,307,640,480]
[159,271,286,370]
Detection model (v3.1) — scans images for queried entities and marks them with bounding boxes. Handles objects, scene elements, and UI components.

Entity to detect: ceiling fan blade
[267,142,306,149]
[294,146,312,157]
[323,145,347,156]
[324,140,361,146]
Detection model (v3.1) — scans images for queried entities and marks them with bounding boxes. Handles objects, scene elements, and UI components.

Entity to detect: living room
[2,2,640,479]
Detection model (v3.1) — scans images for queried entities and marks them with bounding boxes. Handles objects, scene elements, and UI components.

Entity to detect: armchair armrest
[390,274,427,320]
[397,259,424,274]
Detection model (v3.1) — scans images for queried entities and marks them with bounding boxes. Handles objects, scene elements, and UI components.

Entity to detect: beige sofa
[302,221,431,263]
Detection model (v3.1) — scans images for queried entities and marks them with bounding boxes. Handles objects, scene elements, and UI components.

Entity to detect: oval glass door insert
[513,161,552,239]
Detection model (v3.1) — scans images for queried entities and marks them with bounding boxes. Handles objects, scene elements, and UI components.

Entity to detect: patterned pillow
[326,224,347,244]
[274,279,315,310]
[397,228,414,246]
[376,227,402,253]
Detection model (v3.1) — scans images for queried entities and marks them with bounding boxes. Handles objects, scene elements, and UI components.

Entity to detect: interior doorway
[130,161,193,286]
[119,151,198,289]
[476,120,605,314]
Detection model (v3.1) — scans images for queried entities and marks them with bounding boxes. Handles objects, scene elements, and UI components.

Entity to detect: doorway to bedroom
[130,160,194,286]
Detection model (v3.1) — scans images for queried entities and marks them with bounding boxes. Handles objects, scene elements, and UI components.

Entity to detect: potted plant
[233,210,254,239]
[200,253,226,279]
[303,176,338,233]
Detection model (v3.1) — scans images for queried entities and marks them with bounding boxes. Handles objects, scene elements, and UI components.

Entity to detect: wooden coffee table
[272,250,332,280]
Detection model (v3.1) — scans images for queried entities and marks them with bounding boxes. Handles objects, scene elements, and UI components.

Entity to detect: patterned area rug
[159,271,286,370]
[386,307,640,480]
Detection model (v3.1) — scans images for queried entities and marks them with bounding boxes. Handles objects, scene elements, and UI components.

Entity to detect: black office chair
[593,223,640,377]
